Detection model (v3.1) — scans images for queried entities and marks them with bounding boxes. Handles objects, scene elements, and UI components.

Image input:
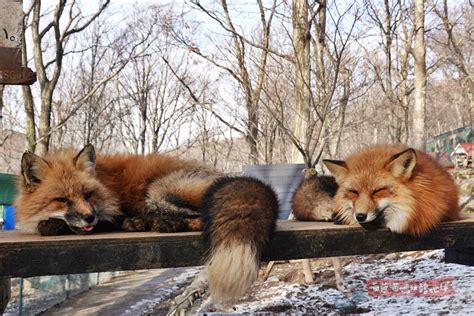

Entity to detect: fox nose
[355,213,367,222]
[83,215,96,224]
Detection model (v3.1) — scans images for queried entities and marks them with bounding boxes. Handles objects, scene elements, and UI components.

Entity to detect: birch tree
[292,0,311,163]
[412,0,427,149]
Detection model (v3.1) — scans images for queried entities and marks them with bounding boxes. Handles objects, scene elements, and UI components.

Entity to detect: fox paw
[149,218,187,233]
[122,217,148,232]
[37,218,73,236]
[185,218,205,231]
[147,197,201,218]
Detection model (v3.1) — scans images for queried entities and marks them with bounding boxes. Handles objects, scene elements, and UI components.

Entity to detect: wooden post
[445,247,474,266]
[0,278,11,314]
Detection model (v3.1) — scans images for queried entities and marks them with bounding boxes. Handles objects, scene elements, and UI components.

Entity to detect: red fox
[323,144,460,235]
[292,169,338,222]
[14,144,279,303]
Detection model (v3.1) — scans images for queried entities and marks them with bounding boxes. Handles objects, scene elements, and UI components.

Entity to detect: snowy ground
[230,251,473,314]
[13,250,473,315]
[149,250,473,315]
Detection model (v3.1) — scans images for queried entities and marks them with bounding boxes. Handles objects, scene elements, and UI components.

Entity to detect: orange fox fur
[15,145,220,234]
[14,144,279,303]
[324,144,460,236]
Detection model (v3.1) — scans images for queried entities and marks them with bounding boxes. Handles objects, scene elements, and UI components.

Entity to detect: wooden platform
[1,215,473,278]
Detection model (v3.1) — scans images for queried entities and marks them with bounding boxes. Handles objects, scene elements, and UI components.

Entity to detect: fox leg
[332,257,348,292]
[122,215,189,233]
[123,169,220,233]
[37,218,73,236]
[146,169,220,218]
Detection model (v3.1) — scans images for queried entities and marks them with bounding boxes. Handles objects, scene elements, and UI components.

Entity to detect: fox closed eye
[346,189,359,200]
[53,197,69,203]
[84,191,94,200]
[372,187,390,198]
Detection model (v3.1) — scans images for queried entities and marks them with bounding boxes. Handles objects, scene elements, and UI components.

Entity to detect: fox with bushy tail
[14,144,279,303]
[202,176,279,303]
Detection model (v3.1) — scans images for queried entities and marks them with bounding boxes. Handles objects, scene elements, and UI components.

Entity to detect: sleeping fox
[292,169,338,222]
[324,144,461,236]
[14,144,279,303]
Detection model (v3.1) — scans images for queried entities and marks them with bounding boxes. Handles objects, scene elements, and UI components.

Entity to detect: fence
[4,272,126,315]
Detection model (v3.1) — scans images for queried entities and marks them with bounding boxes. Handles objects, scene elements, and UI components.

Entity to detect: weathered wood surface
[0,67,37,85]
[0,216,473,278]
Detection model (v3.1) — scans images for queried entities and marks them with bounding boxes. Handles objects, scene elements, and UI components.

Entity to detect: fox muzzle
[357,207,386,231]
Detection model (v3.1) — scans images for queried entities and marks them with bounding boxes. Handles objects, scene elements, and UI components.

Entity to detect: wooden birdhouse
[0,0,36,85]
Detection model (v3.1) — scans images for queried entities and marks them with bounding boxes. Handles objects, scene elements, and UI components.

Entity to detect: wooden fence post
[0,277,11,314]
[445,247,474,266]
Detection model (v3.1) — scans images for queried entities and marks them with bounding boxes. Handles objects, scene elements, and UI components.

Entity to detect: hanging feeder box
[0,0,36,85]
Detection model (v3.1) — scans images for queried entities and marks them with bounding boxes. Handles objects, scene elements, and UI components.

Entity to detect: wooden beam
[0,216,473,278]
[0,67,36,85]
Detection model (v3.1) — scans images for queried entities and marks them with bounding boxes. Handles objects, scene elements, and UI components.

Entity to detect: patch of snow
[218,250,474,314]
[124,267,201,315]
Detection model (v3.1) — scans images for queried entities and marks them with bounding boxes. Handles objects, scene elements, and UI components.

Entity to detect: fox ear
[323,159,348,180]
[21,151,49,189]
[387,148,417,180]
[74,144,96,174]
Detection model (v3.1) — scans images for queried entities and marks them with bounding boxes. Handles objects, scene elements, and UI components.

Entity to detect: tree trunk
[22,84,36,152]
[333,69,350,157]
[21,17,36,152]
[412,0,427,149]
[36,90,54,156]
[139,101,147,155]
[292,0,311,165]
[247,106,259,164]
[0,85,4,131]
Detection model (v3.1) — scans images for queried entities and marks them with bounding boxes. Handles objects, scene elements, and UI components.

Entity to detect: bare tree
[23,0,111,155]
[179,0,278,164]
[292,0,311,163]
[262,1,360,166]
[0,85,4,132]
[412,0,427,149]
[430,0,473,126]
[22,0,152,155]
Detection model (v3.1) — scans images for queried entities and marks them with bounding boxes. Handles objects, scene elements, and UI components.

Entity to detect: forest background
[0,0,471,173]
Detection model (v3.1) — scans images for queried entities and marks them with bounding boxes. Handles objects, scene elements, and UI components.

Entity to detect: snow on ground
[8,268,202,315]
[215,250,474,314]
[147,250,473,315]
[128,267,201,315]
[16,250,472,315]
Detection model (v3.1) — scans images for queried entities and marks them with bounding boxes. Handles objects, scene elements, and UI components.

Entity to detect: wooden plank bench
[1,215,473,312]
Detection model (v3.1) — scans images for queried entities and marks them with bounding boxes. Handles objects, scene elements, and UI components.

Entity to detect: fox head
[15,144,120,234]
[323,147,417,233]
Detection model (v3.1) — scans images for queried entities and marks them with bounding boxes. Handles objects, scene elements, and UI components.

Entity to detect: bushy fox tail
[202,176,279,303]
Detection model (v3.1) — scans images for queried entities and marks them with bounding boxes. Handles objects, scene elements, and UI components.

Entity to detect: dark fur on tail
[292,175,338,221]
[201,176,279,303]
